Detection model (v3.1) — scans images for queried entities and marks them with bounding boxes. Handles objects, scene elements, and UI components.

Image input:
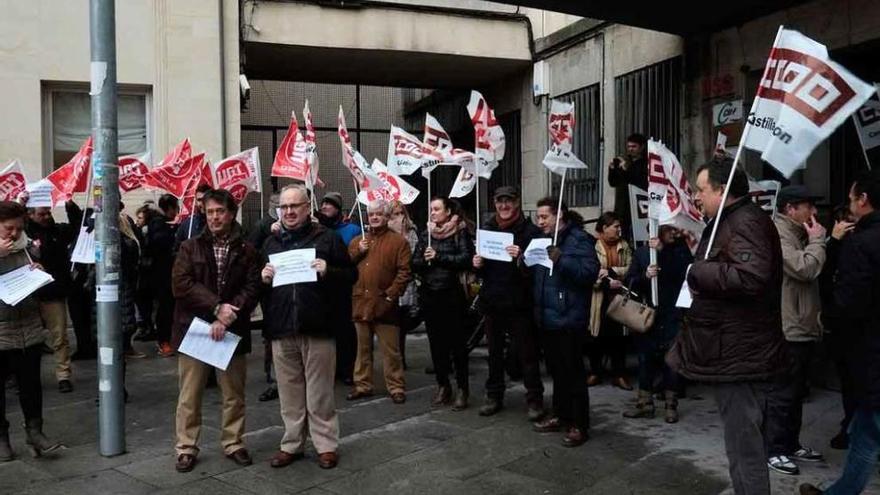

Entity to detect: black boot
[24,419,62,457]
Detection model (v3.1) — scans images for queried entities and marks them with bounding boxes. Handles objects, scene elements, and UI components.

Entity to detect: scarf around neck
[429,214,460,240]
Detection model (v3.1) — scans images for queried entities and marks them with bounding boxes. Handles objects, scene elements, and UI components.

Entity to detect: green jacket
[0,249,45,351]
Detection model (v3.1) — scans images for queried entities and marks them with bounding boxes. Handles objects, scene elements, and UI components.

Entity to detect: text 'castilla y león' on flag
[743,27,876,177]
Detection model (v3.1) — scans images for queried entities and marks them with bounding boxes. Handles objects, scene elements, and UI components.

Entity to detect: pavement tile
[318,459,481,495]
[0,459,55,493]
[460,467,567,495]
[219,453,351,493]
[114,448,242,488]
[20,468,156,495]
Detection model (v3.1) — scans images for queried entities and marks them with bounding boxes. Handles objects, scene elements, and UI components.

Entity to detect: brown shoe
[586,374,601,387]
[317,451,338,469]
[270,450,303,468]
[562,426,588,447]
[346,389,374,401]
[431,385,452,406]
[532,416,562,433]
[391,392,406,404]
[612,376,633,391]
[175,453,197,473]
[226,448,252,466]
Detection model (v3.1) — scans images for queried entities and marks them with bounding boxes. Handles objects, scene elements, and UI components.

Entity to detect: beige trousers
[40,300,71,381]
[272,334,338,455]
[174,354,247,456]
[353,322,405,395]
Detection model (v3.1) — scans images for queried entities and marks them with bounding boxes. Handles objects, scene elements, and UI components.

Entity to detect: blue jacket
[333,220,361,247]
[531,223,600,331]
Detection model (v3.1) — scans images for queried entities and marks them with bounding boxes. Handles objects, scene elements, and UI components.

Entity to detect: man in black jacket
[260,184,356,470]
[801,172,880,495]
[149,194,179,356]
[19,195,76,392]
[608,133,648,240]
[472,186,544,419]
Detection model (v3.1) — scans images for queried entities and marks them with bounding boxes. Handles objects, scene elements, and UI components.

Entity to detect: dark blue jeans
[825,407,880,494]
[637,349,678,393]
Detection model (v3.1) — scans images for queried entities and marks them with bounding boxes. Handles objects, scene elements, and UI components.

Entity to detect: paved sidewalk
[0,332,875,494]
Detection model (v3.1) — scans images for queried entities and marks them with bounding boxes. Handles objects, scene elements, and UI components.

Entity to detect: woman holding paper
[0,201,62,461]
[412,197,474,411]
[587,212,633,390]
[530,197,599,447]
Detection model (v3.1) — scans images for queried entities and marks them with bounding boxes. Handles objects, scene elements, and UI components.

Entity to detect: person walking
[171,189,261,473]
[667,157,787,495]
[588,212,633,390]
[0,201,62,461]
[261,185,356,470]
[346,200,411,404]
[800,172,880,495]
[412,197,474,411]
[623,225,692,423]
[472,186,545,420]
[530,197,599,447]
[765,185,827,476]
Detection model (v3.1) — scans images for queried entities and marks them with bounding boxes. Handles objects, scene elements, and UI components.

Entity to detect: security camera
[239,74,251,100]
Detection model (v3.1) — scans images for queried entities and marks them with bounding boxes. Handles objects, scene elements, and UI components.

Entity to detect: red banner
[142,139,200,198]
[271,112,310,181]
[46,136,92,205]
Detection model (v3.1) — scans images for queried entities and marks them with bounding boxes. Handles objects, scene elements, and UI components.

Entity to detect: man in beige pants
[261,185,356,470]
[345,200,410,404]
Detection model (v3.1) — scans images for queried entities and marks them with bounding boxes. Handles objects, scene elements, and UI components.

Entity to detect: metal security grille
[551,84,601,207]
[614,57,682,155]
[240,80,418,228]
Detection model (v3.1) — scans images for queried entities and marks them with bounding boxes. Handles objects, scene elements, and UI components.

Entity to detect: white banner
[742,27,876,177]
[449,167,476,198]
[358,159,420,205]
[647,140,706,239]
[387,126,426,176]
[467,90,504,180]
[748,179,782,214]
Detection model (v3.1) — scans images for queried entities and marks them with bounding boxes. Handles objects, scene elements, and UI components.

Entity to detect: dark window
[614,57,682,155]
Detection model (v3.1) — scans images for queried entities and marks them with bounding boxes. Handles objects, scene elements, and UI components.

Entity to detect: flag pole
[426,171,432,249]
[704,25,783,259]
[475,165,480,248]
[550,168,567,277]
[853,114,874,171]
[352,178,365,237]
[648,218,659,305]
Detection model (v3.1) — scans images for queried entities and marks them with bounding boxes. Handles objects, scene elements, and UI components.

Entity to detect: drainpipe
[219,0,227,156]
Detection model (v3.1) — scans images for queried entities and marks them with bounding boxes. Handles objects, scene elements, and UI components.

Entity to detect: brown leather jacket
[667,197,787,382]
[171,223,261,355]
[349,227,412,324]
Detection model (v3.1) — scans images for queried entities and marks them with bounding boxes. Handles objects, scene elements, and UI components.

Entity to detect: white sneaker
[768,455,800,475]
[790,447,824,462]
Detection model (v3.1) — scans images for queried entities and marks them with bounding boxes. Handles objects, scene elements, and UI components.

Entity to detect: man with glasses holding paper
[170,189,262,473]
[260,184,356,470]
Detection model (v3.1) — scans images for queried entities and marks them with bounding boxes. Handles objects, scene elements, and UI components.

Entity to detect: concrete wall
[499,24,682,215]
[0,0,240,213]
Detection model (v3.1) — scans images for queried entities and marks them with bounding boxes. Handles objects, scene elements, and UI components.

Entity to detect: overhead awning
[489,0,813,35]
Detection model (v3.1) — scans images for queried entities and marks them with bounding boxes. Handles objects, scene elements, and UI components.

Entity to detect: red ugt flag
[142,138,195,197]
[0,160,28,202]
[46,136,92,206]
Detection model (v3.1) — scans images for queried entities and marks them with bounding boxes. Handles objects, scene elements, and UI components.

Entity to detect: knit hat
[322,192,343,210]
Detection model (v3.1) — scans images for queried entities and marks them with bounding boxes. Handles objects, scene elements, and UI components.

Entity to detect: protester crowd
[0,133,878,494]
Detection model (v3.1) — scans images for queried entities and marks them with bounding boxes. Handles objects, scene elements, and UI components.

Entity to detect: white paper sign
[715,132,728,150]
[268,248,317,286]
[96,284,118,302]
[178,317,241,371]
[523,238,553,269]
[0,264,54,306]
[25,180,54,208]
[628,185,651,243]
[712,100,743,127]
[477,229,513,262]
[71,227,95,264]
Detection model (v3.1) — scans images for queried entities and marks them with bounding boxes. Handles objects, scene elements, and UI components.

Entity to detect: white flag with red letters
[0,160,28,202]
[647,140,705,238]
[449,167,477,198]
[467,90,505,179]
[358,159,420,205]
[743,27,876,177]
[211,147,262,204]
[387,126,429,176]
[542,100,588,175]
[118,152,151,193]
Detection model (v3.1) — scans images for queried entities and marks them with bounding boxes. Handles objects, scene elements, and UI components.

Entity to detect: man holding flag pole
[668,26,876,495]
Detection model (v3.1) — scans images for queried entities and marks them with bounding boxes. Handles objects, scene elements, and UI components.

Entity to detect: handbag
[606,285,655,334]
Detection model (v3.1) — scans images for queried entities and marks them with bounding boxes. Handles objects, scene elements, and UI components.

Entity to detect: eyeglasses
[279,201,310,211]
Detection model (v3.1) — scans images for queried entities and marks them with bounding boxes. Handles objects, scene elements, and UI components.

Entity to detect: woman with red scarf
[412,197,474,411]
